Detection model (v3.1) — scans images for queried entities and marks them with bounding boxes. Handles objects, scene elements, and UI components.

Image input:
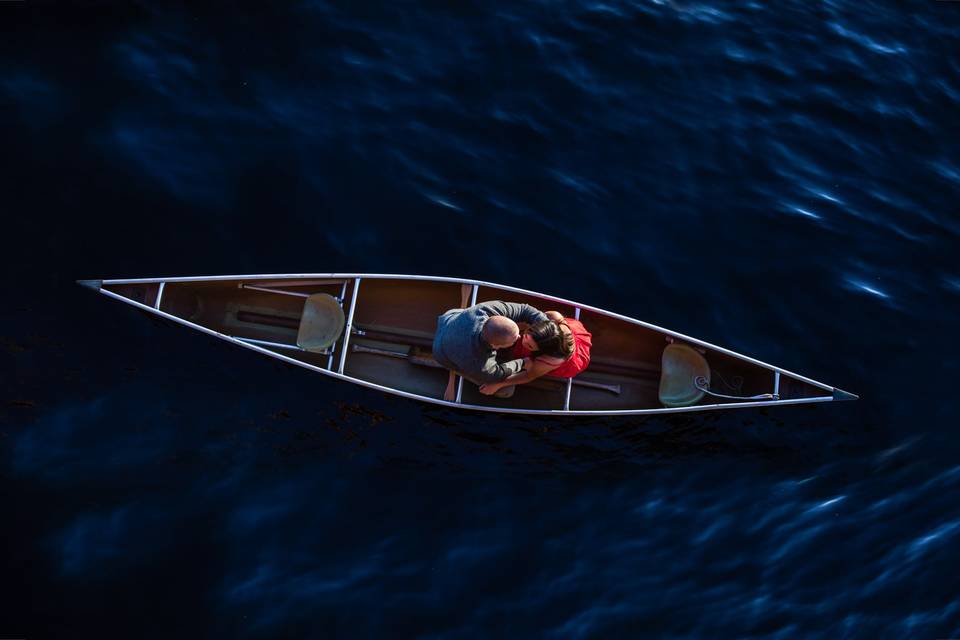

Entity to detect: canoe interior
[107,282,162,308]
[101,277,830,411]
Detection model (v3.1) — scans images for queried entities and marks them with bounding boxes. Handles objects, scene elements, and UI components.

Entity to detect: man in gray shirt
[432,300,548,401]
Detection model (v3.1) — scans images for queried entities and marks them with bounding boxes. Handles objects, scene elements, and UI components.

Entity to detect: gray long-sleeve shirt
[432,300,548,385]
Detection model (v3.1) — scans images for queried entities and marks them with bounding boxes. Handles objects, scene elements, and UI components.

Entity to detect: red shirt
[510,318,592,379]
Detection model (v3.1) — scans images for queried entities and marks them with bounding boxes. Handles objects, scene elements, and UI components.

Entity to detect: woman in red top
[479,311,593,396]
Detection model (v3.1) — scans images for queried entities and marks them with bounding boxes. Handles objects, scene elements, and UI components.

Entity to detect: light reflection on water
[4,0,960,637]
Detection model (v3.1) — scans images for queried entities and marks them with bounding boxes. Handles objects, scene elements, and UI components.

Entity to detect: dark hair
[526,319,574,360]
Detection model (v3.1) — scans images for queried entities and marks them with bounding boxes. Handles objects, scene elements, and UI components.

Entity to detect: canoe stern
[77,279,102,291]
[832,388,859,402]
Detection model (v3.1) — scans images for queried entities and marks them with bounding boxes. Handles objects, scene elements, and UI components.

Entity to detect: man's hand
[479,383,501,396]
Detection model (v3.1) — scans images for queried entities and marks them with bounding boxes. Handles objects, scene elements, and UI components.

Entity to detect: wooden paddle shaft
[351,344,621,395]
[549,377,622,395]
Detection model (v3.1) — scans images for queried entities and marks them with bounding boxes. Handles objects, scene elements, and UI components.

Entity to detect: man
[432,300,548,401]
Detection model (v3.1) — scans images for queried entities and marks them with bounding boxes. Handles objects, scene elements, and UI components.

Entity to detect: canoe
[77,274,857,416]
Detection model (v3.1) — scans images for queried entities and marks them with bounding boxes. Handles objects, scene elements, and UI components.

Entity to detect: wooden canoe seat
[659,343,710,407]
[297,293,346,353]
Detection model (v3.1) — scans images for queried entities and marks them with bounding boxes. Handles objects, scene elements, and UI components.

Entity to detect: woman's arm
[477,301,549,326]
[479,357,561,395]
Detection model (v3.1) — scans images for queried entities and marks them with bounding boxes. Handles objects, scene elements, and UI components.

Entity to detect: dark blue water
[3,2,960,637]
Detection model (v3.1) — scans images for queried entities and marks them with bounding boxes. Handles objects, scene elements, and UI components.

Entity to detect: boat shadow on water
[271,391,853,478]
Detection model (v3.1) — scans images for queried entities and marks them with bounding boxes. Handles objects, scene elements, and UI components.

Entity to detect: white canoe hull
[78,274,856,416]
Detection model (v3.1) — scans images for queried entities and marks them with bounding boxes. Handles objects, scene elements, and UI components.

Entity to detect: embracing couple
[432,300,593,401]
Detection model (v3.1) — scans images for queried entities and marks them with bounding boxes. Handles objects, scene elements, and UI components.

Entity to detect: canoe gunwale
[90,275,834,417]
[99,273,837,395]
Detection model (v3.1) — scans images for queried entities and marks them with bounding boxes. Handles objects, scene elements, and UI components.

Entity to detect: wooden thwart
[237,310,299,329]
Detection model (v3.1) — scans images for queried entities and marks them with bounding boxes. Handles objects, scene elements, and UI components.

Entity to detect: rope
[695,376,778,401]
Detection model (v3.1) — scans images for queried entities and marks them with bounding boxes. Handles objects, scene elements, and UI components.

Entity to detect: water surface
[3,2,959,638]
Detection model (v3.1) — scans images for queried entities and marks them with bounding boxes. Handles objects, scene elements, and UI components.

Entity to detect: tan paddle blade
[297,293,345,352]
[659,343,710,408]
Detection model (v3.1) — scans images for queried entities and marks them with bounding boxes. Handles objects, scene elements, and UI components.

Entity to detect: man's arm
[476,301,548,326]
[479,358,555,395]
[476,354,527,384]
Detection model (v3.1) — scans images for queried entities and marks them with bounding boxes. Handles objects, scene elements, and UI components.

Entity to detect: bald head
[482,316,520,349]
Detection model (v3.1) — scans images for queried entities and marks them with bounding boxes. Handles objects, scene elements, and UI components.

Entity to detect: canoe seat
[659,343,710,407]
[297,293,346,353]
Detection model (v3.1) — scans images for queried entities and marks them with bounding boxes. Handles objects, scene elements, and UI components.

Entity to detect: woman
[479,311,593,396]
